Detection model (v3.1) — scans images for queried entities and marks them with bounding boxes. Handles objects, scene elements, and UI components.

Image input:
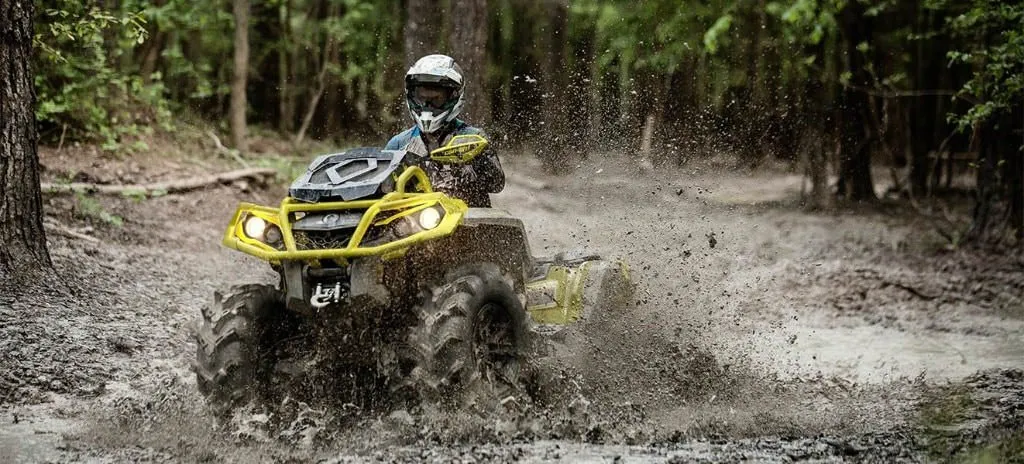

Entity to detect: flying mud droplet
[707,232,717,249]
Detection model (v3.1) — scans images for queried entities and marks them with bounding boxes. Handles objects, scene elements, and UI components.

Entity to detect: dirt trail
[1,149,1022,462]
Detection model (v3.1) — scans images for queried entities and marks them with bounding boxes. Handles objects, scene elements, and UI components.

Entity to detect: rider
[385,54,504,208]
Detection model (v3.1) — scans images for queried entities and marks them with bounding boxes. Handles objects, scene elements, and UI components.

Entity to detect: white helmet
[405,54,465,134]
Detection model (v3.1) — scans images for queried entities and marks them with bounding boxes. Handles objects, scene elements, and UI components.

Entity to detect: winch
[311,281,348,309]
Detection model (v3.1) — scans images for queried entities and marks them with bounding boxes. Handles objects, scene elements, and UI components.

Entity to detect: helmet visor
[410,84,456,112]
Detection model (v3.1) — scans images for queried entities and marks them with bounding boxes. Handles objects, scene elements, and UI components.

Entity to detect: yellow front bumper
[222,191,468,264]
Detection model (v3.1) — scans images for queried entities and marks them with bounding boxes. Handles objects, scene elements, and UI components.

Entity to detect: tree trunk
[405,0,440,66]
[567,20,595,156]
[0,0,51,276]
[1015,109,1024,242]
[835,1,876,201]
[836,94,876,201]
[969,123,995,241]
[596,57,621,145]
[139,31,165,85]
[230,0,250,152]
[505,0,542,146]
[136,0,167,85]
[487,3,508,134]
[295,36,334,145]
[802,78,833,210]
[449,0,490,125]
[908,3,939,197]
[278,0,295,134]
[663,61,697,161]
[1006,108,1023,243]
[972,112,1024,244]
[537,1,570,173]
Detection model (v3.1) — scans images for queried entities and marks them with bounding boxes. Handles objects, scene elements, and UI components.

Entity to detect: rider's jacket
[385,120,505,208]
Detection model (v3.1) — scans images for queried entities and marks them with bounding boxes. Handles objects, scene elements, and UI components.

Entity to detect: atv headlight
[264,224,283,245]
[395,218,418,238]
[417,207,443,230]
[243,215,267,239]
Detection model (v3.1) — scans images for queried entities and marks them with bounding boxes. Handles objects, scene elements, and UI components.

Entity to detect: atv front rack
[222,166,468,263]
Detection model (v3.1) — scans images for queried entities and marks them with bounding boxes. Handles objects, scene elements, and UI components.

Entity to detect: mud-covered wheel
[194,284,300,416]
[401,264,530,409]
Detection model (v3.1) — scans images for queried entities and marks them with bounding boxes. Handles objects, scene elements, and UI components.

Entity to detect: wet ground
[1,147,1022,462]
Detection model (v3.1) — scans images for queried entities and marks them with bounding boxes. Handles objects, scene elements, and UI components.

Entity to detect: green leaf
[703,14,733,54]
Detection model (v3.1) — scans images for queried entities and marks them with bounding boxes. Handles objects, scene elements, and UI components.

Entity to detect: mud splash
[3,151,1023,462]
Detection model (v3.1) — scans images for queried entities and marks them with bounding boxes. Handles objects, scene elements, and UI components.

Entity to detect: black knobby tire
[402,264,530,409]
[194,284,297,416]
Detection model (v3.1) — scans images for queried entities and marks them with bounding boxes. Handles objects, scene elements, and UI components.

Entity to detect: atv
[194,135,631,414]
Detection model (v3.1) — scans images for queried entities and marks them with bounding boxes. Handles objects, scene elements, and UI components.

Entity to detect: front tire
[401,264,529,409]
[194,284,299,416]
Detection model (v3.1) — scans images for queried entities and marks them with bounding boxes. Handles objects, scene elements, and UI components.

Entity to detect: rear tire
[400,264,529,409]
[194,284,300,416]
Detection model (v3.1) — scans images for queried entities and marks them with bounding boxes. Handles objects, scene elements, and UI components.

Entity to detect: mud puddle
[3,152,1022,461]
[0,402,78,463]
[754,322,1024,383]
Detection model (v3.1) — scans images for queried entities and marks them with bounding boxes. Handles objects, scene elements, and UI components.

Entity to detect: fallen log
[43,219,100,243]
[40,167,277,196]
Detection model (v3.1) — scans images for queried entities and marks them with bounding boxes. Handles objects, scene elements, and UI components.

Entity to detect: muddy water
[3,155,1022,462]
[759,322,1024,383]
[0,401,77,463]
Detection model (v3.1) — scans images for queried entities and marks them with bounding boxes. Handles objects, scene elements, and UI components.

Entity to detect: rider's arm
[384,134,402,151]
[460,127,504,194]
[385,127,417,151]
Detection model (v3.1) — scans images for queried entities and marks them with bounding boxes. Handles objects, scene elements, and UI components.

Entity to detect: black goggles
[409,84,456,111]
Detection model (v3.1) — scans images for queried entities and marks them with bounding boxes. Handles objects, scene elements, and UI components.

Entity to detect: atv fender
[407,208,535,286]
[525,258,631,325]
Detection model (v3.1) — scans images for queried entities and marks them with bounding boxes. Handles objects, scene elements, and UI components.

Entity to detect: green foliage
[29,0,1023,163]
[290,0,393,92]
[580,0,721,72]
[702,14,733,54]
[569,0,729,108]
[130,0,234,104]
[34,6,147,63]
[944,0,1024,131]
[74,193,124,227]
[34,1,170,148]
[768,0,840,79]
[32,0,398,148]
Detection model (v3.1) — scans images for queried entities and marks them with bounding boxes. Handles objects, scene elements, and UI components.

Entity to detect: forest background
[27,0,1024,246]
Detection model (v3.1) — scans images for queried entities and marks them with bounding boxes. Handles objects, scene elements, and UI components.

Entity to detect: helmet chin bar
[414,109,452,134]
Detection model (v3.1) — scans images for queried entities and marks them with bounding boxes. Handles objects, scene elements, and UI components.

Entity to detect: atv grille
[292,227,389,250]
[294,230,353,250]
